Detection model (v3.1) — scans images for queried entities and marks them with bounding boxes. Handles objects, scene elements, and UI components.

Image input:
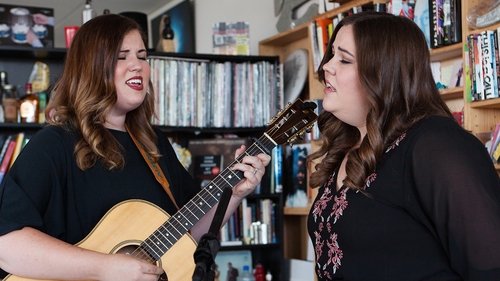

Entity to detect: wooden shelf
[0,46,66,60]
[440,87,463,100]
[284,205,311,216]
[149,51,279,63]
[430,43,462,61]
[0,123,45,131]
[469,98,500,109]
[259,0,376,47]
[259,24,309,46]
[319,0,376,20]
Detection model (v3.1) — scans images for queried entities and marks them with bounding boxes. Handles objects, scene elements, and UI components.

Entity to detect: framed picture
[214,250,252,281]
[0,4,54,48]
[149,0,195,53]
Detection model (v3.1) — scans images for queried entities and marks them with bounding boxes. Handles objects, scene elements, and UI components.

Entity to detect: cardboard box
[0,4,54,48]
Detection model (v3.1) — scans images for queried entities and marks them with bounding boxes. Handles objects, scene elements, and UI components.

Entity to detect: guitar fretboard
[133,133,276,262]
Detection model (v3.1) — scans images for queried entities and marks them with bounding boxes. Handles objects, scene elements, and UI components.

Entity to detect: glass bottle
[19,83,38,123]
[160,14,175,52]
[82,0,95,24]
[2,84,18,123]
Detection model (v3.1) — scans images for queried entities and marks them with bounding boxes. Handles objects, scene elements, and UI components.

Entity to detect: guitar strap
[126,127,180,210]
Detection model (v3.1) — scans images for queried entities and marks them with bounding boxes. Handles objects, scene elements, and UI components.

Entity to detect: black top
[0,125,199,277]
[308,116,500,281]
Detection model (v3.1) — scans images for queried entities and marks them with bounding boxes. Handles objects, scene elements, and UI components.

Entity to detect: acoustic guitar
[4,99,318,281]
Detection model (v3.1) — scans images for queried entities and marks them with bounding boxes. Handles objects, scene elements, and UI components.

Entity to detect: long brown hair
[46,14,158,170]
[310,12,452,190]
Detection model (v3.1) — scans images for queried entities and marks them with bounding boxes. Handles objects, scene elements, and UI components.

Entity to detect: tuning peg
[305,124,315,133]
[301,102,317,110]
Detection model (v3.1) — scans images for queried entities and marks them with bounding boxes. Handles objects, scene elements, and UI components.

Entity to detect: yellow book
[9,132,25,169]
[493,142,500,162]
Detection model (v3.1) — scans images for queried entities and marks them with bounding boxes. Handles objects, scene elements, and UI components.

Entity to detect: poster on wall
[150,0,195,53]
[0,4,54,48]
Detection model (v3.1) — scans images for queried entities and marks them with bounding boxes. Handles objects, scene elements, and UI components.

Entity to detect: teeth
[127,79,142,85]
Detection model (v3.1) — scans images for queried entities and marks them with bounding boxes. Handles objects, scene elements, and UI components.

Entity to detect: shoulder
[24,125,77,154]
[406,115,496,181]
[34,125,74,138]
[408,115,482,150]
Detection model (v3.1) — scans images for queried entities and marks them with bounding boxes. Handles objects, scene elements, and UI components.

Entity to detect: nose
[322,57,335,75]
[129,58,143,72]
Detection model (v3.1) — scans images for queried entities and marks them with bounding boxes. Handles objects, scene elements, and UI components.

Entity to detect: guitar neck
[136,133,276,261]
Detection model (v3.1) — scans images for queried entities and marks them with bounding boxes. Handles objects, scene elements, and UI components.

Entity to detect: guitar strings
[129,131,279,262]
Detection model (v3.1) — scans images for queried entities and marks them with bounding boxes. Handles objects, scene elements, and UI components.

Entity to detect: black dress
[0,125,200,278]
[308,116,500,281]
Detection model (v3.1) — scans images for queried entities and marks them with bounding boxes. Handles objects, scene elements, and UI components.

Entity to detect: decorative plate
[283,48,308,104]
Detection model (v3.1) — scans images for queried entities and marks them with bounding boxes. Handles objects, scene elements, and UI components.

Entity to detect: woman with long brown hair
[308,11,500,280]
[0,14,269,280]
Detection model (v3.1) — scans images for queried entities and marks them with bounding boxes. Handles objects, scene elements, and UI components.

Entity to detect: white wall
[151,0,278,55]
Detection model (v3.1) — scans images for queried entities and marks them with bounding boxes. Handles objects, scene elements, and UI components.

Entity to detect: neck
[104,119,126,131]
[356,125,367,147]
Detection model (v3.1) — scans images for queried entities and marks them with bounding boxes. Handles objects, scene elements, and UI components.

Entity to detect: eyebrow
[119,49,147,54]
[338,46,354,58]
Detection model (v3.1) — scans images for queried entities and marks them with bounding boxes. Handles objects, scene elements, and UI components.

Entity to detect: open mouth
[325,82,336,92]
[126,77,143,90]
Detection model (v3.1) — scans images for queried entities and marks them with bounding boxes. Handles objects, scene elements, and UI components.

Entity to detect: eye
[340,59,351,64]
[117,52,127,60]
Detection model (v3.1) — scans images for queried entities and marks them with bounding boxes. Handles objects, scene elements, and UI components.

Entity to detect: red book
[316,17,332,55]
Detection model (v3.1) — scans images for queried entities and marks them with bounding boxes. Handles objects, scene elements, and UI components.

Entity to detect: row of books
[148,56,281,128]
[464,28,500,101]
[310,0,462,71]
[0,133,29,183]
[428,0,462,48]
[310,2,388,71]
[220,198,278,246]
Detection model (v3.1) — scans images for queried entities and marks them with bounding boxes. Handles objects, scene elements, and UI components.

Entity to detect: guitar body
[4,200,197,281]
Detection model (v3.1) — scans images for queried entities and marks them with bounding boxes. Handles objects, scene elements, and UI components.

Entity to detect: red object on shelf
[254,263,265,281]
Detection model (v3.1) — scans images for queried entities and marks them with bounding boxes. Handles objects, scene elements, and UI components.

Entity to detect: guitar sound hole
[115,244,168,281]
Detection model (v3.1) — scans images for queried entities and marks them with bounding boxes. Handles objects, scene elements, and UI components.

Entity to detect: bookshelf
[461,0,500,174]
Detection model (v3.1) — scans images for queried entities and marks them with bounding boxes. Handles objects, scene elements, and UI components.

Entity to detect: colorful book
[0,139,17,183]
[9,133,24,169]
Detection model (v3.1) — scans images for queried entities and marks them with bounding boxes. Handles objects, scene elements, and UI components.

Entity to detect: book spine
[0,135,12,166]
[473,34,485,100]
[492,30,500,97]
[9,133,25,169]
[429,0,439,48]
[463,35,473,102]
[442,0,452,45]
[450,0,461,43]
[481,31,496,99]
[490,30,499,98]
[0,139,17,183]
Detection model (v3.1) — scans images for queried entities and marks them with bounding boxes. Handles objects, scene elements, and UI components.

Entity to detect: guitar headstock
[265,98,318,145]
